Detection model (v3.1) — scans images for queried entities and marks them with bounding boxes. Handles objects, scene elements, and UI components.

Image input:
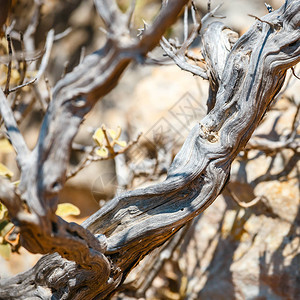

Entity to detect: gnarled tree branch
[0,0,299,299]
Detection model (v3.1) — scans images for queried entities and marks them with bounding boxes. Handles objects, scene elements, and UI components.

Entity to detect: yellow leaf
[0,65,21,86]
[93,128,105,147]
[0,139,14,154]
[0,203,8,220]
[0,163,13,179]
[108,128,117,139]
[115,140,127,148]
[95,146,109,158]
[0,243,11,260]
[10,68,21,85]
[108,127,121,140]
[26,70,38,78]
[56,203,80,218]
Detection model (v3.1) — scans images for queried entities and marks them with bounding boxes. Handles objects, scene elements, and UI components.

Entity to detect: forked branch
[0,0,299,299]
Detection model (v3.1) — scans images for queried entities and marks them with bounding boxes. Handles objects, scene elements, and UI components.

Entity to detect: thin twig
[291,66,300,80]
[66,145,97,180]
[201,3,224,24]
[35,29,54,82]
[273,68,295,102]
[79,46,86,64]
[247,103,300,153]
[61,61,69,79]
[160,4,224,79]
[44,77,52,103]
[126,0,136,28]
[227,186,264,208]
[23,0,43,69]
[290,104,300,137]
[54,27,72,41]
[8,78,37,93]
[183,6,188,42]
[4,35,12,96]
[248,14,276,28]
[66,133,142,180]
[18,32,27,86]
[160,37,208,78]
[5,20,16,36]
[102,125,115,156]
[32,29,55,111]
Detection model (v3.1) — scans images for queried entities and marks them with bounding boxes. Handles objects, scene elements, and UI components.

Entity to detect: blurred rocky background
[0,1,299,299]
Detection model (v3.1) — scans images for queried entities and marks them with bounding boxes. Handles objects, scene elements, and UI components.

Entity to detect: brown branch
[291,65,300,79]
[4,34,12,96]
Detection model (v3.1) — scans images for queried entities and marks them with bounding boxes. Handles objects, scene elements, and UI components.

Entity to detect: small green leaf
[93,128,105,147]
[56,203,80,218]
[115,140,127,148]
[0,243,11,260]
[0,139,14,154]
[0,163,13,179]
[95,146,109,158]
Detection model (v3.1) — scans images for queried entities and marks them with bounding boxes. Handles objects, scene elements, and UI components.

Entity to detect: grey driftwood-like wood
[0,0,299,299]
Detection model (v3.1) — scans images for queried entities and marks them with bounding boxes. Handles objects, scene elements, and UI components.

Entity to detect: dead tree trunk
[0,0,299,299]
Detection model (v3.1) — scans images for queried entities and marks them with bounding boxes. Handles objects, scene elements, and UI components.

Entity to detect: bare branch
[226,185,265,208]
[138,0,190,54]
[247,104,300,153]
[94,0,124,32]
[126,0,136,28]
[246,136,300,153]
[83,0,300,289]
[54,27,72,41]
[0,1,299,299]
[160,4,226,80]
[23,0,43,67]
[0,1,190,298]
[291,65,300,79]
[35,29,54,82]
[0,177,22,216]
[183,5,189,41]
[160,37,208,78]
[4,34,12,96]
[30,29,55,111]
[0,89,30,166]
[8,77,37,93]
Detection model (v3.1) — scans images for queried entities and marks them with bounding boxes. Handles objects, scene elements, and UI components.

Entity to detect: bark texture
[0,0,299,299]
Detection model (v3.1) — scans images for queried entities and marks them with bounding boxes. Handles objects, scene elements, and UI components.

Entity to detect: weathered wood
[0,0,190,299]
[0,0,299,299]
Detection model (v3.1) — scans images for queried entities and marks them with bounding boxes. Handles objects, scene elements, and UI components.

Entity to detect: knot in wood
[199,123,219,143]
